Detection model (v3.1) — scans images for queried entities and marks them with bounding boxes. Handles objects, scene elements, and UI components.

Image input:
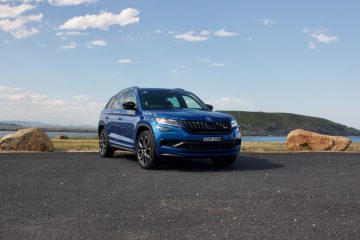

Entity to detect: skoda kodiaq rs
[98,87,242,169]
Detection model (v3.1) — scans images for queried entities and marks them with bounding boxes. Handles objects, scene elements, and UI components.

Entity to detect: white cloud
[0,13,42,39]
[154,29,162,34]
[0,3,34,18]
[48,0,98,6]
[211,62,226,67]
[117,59,131,64]
[257,19,275,26]
[60,42,77,49]
[303,28,339,46]
[213,29,238,37]
[0,85,103,125]
[175,31,208,42]
[200,30,211,35]
[311,32,338,43]
[59,8,140,31]
[73,95,90,101]
[56,31,89,36]
[206,97,255,110]
[173,29,238,41]
[86,39,106,47]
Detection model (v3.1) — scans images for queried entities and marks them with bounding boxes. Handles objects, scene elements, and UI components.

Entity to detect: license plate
[203,137,222,142]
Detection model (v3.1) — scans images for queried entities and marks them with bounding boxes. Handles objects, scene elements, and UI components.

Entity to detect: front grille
[182,120,231,133]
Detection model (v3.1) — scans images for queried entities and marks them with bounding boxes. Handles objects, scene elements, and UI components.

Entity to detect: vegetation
[51,139,360,153]
[52,140,98,152]
[220,111,360,136]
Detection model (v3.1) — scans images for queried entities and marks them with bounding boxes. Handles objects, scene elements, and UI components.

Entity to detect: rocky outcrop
[0,128,54,152]
[285,129,352,152]
[53,134,69,140]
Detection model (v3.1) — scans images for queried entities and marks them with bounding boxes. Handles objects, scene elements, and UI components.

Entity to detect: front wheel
[137,130,159,169]
[99,129,114,158]
[211,155,237,167]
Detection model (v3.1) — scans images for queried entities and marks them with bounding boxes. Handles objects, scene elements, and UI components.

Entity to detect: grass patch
[347,143,360,152]
[51,140,360,153]
[241,142,286,152]
[52,136,98,140]
[52,140,98,151]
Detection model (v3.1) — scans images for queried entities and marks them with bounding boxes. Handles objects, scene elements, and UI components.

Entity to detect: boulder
[0,128,54,152]
[285,129,352,152]
[53,134,69,140]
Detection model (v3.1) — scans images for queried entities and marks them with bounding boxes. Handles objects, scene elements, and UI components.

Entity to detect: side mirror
[206,104,214,111]
[123,101,137,110]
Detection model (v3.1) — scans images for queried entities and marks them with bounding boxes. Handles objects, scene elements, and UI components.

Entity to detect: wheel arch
[98,121,106,136]
[135,123,159,155]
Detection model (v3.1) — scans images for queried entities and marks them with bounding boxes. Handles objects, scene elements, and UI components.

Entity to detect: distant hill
[0,121,96,132]
[0,122,23,131]
[1,112,359,136]
[220,111,360,136]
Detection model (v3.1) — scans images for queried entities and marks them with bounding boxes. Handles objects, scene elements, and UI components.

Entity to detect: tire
[211,155,237,167]
[99,129,114,158]
[137,130,159,169]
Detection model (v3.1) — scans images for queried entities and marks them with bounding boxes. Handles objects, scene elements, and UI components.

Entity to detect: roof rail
[174,88,185,91]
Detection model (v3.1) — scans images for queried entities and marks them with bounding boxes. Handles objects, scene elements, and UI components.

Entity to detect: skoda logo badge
[206,117,213,122]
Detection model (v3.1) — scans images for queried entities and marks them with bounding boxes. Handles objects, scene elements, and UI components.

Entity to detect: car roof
[138,88,185,91]
[117,87,187,94]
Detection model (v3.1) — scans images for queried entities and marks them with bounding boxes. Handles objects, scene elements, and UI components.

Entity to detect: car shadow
[114,151,284,172]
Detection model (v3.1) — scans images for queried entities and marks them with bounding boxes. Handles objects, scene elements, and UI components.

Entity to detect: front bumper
[152,123,241,157]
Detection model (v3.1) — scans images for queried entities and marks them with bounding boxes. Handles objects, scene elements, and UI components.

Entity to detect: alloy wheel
[138,135,151,165]
[99,132,106,155]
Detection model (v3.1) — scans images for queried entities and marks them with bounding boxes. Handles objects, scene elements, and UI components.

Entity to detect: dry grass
[241,142,286,152]
[52,140,98,152]
[347,142,360,152]
[51,140,360,153]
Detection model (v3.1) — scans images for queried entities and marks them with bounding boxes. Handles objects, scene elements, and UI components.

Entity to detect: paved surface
[0,152,359,240]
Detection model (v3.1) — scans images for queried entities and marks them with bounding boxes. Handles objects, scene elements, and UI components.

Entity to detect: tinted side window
[112,93,126,109]
[126,90,137,106]
[183,95,202,109]
[106,97,115,109]
[166,96,180,108]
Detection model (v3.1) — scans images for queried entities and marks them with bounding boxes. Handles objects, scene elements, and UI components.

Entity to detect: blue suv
[98,87,242,169]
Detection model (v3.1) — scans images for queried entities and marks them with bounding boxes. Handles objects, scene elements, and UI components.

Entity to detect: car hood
[143,109,233,121]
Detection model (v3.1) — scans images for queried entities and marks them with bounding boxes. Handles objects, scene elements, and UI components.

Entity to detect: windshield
[139,90,209,110]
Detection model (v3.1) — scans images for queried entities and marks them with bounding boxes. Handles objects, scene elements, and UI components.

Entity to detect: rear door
[107,93,126,147]
[119,90,140,149]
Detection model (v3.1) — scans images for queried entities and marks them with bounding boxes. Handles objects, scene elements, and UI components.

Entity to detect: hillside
[0,121,96,133]
[221,111,360,136]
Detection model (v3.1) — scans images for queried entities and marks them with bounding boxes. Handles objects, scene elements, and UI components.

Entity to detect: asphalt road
[0,152,359,240]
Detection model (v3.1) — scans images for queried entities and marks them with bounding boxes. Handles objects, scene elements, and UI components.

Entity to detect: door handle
[105,116,109,120]
[118,118,122,121]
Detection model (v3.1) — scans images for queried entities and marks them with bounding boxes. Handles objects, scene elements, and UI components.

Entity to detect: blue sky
[0,0,359,128]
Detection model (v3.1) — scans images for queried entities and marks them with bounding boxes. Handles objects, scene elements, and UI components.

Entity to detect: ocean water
[1,131,359,143]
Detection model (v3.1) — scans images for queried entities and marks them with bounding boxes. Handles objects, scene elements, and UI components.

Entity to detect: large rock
[285,129,352,152]
[0,128,54,152]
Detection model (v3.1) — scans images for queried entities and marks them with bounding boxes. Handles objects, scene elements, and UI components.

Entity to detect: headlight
[231,119,238,128]
[155,117,181,127]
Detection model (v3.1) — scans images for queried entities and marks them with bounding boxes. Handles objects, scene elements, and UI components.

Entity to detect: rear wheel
[99,129,114,158]
[137,130,159,169]
[211,155,237,167]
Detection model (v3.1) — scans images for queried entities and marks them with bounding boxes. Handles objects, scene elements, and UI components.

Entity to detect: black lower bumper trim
[160,139,241,151]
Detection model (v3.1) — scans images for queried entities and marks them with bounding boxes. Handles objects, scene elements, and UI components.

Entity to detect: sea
[1,131,360,143]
